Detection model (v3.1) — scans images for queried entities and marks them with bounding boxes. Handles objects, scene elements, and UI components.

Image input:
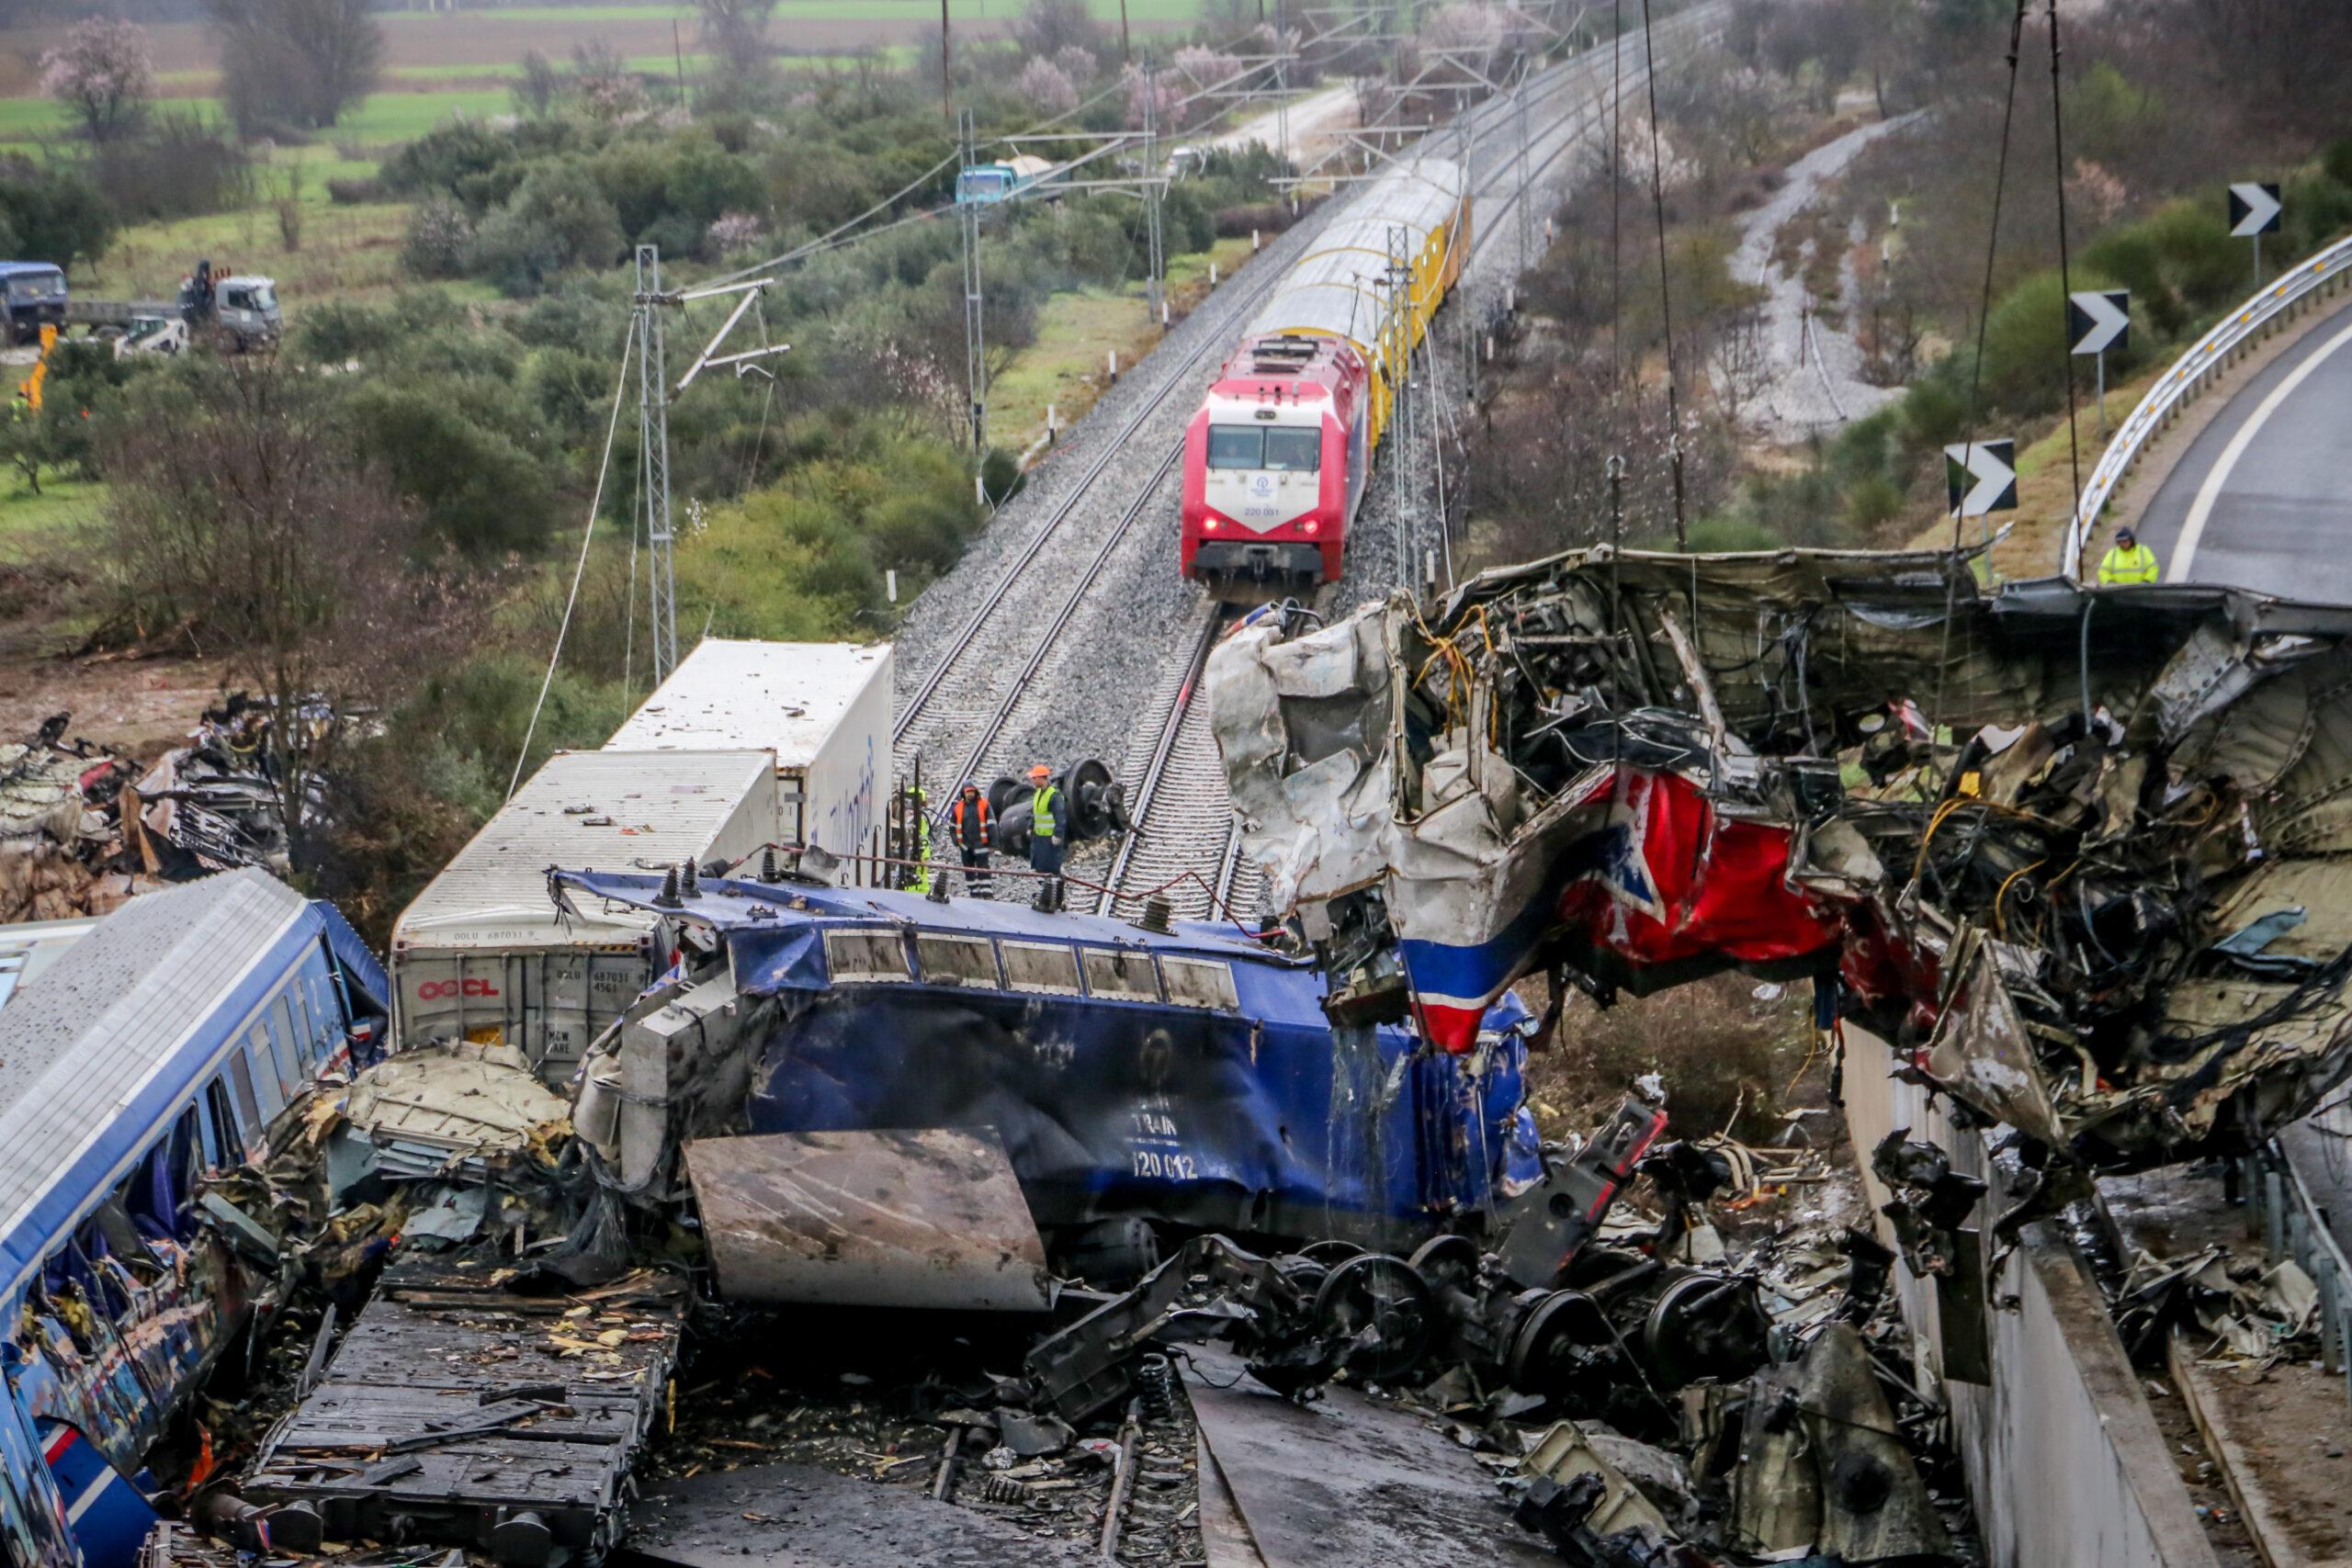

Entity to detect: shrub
[401,196,474,279]
[326,175,381,204]
[0,157,114,266]
[89,111,251,221]
[980,446,1025,506]
[467,161,625,295]
[342,380,560,554]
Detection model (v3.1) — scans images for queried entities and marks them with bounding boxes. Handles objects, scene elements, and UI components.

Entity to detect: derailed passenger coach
[0,871,390,1568]
[552,871,1543,1289]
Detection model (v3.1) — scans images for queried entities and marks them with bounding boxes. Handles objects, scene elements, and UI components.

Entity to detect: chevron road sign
[2068,289,2129,356]
[2230,182,2282,237]
[1944,440,2017,518]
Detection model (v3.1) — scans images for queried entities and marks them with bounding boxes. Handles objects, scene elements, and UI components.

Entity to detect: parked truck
[0,263,67,347]
[64,260,282,353]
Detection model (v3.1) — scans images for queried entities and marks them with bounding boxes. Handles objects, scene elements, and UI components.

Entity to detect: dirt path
[1729,110,1923,441]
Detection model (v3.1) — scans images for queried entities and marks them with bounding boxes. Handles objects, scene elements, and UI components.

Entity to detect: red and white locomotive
[1180,159,1471,599]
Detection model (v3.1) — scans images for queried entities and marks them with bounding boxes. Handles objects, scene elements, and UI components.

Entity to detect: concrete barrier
[1839,1027,2221,1568]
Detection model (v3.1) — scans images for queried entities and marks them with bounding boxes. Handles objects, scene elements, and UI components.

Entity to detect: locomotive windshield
[1261,428,1319,471]
[1206,425,1262,468]
[1208,425,1320,471]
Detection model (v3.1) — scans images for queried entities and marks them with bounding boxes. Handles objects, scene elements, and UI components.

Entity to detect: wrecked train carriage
[1209,546,2352,1167]
[0,870,390,1568]
[550,872,1544,1282]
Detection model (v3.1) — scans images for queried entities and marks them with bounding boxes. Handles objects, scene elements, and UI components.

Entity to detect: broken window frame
[224,1049,262,1141]
[1160,955,1242,1010]
[1001,940,1084,997]
[912,933,1002,989]
[199,1075,238,1169]
[822,929,913,984]
[1080,947,1165,1004]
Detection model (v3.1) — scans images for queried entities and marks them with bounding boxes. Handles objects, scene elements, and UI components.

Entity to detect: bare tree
[40,17,157,143]
[106,360,433,866]
[1702,306,1770,428]
[697,0,777,103]
[204,0,382,132]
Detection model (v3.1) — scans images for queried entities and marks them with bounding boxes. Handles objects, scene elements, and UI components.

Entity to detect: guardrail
[2062,231,2352,579]
[2239,1134,2352,1414]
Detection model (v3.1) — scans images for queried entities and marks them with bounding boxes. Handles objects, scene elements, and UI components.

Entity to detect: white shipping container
[604,638,892,860]
[390,749,776,1081]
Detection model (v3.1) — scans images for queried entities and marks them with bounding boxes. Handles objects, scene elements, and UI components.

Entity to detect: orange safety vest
[952,794,992,849]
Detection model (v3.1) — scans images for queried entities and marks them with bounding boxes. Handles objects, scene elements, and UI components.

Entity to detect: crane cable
[1636,0,1686,548]
[1933,0,2030,728]
[2046,0,2085,568]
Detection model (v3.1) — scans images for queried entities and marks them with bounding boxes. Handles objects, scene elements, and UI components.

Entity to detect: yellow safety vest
[1032,784,1058,839]
[2098,543,2159,585]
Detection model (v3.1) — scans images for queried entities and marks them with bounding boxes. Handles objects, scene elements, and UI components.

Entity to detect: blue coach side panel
[0,870,390,1568]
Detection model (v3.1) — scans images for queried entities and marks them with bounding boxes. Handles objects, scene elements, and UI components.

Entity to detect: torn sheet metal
[683,1130,1053,1312]
[341,1039,572,1182]
[553,871,1543,1257]
[1208,547,2352,1170]
[1181,1348,1561,1567]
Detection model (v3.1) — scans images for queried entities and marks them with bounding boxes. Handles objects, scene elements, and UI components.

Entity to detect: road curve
[2127,288,2352,600]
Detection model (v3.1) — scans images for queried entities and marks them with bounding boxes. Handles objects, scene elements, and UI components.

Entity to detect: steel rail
[1106,10,1720,918]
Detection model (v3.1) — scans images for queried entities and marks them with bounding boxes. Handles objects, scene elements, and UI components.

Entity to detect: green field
[451,0,1201,20]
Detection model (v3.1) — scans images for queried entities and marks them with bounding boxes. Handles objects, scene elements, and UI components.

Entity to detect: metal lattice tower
[1387,223,1417,591]
[958,109,987,452]
[634,244,679,683]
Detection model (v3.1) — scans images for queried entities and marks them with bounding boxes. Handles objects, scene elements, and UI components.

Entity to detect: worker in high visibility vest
[2097,525,2160,585]
[952,780,993,896]
[1027,764,1064,912]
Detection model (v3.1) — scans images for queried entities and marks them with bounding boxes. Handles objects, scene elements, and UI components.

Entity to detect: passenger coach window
[1162,956,1241,1010]
[1082,949,1161,1002]
[1206,426,1263,468]
[915,934,999,987]
[824,930,910,983]
[1001,942,1082,996]
[1262,429,1320,472]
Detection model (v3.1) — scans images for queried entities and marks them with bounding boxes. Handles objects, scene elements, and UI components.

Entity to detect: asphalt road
[2129,289,2352,599]
[2129,289,2352,1269]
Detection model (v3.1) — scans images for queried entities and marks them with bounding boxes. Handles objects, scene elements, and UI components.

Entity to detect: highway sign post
[2068,288,2129,434]
[2231,182,2283,287]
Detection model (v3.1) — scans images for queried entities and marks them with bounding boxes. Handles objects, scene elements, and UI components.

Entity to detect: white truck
[604,638,892,864]
[388,748,777,1085]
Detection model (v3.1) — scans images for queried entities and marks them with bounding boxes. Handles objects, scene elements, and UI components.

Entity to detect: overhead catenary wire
[509,316,639,802]
[1932,0,2031,728]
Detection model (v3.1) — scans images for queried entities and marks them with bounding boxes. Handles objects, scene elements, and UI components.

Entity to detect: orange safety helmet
[1028,764,1052,780]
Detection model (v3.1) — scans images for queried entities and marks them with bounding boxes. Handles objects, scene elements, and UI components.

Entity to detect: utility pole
[1387,224,1416,591]
[633,245,679,684]
[941,0,954,118]
[1143,62,1165,324]
[1119,0,1132,63]
[958,108,986,453]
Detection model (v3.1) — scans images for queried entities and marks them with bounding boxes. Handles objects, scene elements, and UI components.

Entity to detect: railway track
[894,10,1714,911]
[1098,6,1724,921]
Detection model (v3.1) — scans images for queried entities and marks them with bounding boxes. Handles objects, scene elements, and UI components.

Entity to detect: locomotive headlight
[1204,516,1220,530]
[1303,519,1320,535]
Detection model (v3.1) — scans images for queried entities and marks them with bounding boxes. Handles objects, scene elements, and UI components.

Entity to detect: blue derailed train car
[557,872,1544,1263]
[0,870,390,1568]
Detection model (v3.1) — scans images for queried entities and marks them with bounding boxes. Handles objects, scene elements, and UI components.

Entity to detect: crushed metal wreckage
[107,851,1967,1567]
[2,697,347,923]
[1207,545,2352,1199]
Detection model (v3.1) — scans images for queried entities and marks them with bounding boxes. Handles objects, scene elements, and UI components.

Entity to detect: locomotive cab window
[914,934,1000,988]
[1261,428,1320,472]
[1206,426,1263,468]
[1081,948,1161,1003]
